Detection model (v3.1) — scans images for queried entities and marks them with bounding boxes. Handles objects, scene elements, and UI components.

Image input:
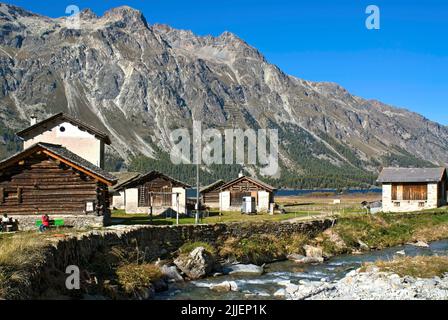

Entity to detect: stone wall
[52,219,334,263]
[9,215,105,231]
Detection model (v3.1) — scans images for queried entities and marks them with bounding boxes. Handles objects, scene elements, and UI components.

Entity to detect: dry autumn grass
[116,263,162,294]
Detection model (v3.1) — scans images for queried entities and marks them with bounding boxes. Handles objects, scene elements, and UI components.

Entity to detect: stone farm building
[377,167,447,212]
[0,113,117,229]
[219,175,276,212]
[112,171,190,215]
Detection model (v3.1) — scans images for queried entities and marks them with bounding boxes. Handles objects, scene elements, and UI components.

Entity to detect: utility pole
[194,120,200,224]
[195,157,200,224]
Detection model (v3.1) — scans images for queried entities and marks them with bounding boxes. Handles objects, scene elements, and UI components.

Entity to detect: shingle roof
[117,170,191,190]
[109,172,141,192]
[220,175,276,192]
[16,112,111,144]
[0,142,117,185]
[377,167,446,183]
[200,179,225,193]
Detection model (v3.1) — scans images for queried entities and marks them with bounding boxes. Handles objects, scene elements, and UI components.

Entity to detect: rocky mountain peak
[78,8,98,20]
[102,5,148,28]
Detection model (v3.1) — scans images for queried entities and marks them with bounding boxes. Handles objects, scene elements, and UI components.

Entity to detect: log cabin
[200,180,225,209]
[114,171,191,215]
[377,167,447,212]
[0,142,117,217]
[219,174,276,212]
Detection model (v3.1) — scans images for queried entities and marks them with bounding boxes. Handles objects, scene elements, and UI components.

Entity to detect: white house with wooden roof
[218,174,276,212]
[16,113,111,169]
[377,167,447,212]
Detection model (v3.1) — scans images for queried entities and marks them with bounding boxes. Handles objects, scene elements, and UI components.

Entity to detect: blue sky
[4,0,448,125]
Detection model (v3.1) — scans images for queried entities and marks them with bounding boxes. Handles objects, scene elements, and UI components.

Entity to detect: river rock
[288,268,448,300]
[287,254,323,264]
[222,264,264,276]
[357,240,369,251]
[160,265,184,282]
[174,247,216,280]
[410,240,429,248]
[273,288,286,297]
[134,285,155,300]
[322,229,347,252]
[303,245,324,261]
[210,281,239,292]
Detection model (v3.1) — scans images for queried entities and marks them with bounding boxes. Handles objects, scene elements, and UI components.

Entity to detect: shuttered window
[392,183,427,201]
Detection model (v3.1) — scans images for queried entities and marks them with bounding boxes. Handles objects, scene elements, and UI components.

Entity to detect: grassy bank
[317,211,448,257]
[361,256,448,278]
[110,210,313,225]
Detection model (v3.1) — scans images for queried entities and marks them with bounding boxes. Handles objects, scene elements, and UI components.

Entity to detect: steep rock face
[0,3,447,185]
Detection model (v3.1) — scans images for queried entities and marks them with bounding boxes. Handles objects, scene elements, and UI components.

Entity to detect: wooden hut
[0,142,117,216]
[219,175,276,212]
[200,180,225,209]
[115,171,191,214]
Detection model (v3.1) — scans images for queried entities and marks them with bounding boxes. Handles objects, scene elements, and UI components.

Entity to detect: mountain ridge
[0,3,446,188]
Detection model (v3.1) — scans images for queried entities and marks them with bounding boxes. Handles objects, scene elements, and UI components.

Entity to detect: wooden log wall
[0,153,103,216]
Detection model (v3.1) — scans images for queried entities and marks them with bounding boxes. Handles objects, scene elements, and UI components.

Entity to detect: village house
[113,171,190,215]
[377,167,447,213]
[0,142,116,221]
[0,113,117,229]
[218,174,276,212]
[16,113,111,169]
[200,179,225,209]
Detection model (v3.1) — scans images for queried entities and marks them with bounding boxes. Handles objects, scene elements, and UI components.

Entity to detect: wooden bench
[35,219,65,228]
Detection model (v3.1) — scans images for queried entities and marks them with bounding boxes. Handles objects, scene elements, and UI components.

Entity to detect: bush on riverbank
[219,234,310,265]
[179,241,216,255]
[116,263,162,296]
[361,256,448,278]
[316,212,448,256]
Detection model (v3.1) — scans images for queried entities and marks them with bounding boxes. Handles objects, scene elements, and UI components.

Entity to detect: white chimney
[238,171,244,178]
[30,114,37,126]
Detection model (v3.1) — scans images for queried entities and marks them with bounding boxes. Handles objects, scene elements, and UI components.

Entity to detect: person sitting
[39,214,50,232]
[1,214,10,232]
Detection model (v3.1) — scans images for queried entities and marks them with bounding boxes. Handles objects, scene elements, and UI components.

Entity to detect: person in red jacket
[39,214,50,232]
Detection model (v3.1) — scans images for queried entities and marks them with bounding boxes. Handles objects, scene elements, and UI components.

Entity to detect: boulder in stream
[287,254,323,264]
[303,245,324,262]
[160,265,184,282]
[222,264,264,276]
[210,281,239,292]
[174,247,216,280]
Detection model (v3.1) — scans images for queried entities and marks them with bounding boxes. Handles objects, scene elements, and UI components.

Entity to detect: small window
[394,202,400,207]
[59,126,66,132]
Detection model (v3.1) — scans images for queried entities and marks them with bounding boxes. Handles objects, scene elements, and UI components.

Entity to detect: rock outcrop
[174,247,217,280]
